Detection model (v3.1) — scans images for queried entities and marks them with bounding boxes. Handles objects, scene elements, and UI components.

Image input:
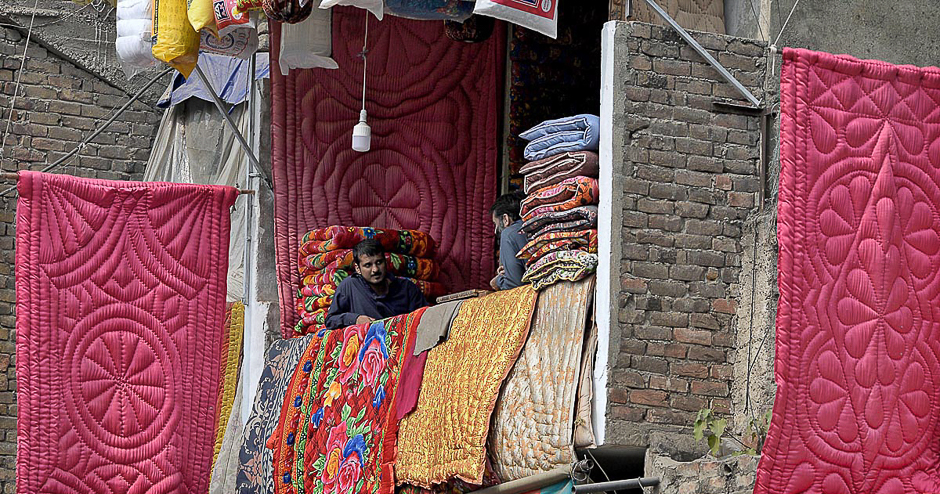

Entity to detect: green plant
[693,409,772,457]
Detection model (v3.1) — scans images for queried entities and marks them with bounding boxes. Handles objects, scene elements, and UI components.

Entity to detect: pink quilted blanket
[271,7,504,337]
[14,172,237,494]
[756,49,940,494]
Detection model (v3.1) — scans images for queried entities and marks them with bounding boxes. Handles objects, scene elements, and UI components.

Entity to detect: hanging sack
[473,0,557,39]
[278,6,338,74]
[187,0,218,34]
[116,0,157,78]
[153,0,201,77]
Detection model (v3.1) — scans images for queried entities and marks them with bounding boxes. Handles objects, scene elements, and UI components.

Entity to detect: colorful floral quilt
[395,287,537,488]
[270,332,332,494]
[294,311,428,494]
[520,206,598,238]
[520,177,600,221]
[300,226,436,258]
[299,253,440,282]
[517,230,598,261]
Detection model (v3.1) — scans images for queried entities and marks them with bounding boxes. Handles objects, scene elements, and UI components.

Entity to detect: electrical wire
[359,11,369,112]
[743,217,761,420]
[772,0,801,47]
[746,0,766,42]
[0,67,173,198]
[0,0,40,161]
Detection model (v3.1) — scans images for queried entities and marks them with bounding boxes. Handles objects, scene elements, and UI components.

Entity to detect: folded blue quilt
[520,114,600,161]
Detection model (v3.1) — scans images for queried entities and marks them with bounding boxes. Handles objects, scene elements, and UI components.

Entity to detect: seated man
[325,238,428,329]
[489,191,529,290]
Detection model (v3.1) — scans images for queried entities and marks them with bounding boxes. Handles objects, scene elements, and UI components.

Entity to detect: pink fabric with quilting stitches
[14,171,237,494]
[756,48,940,494]
[270,8,504,337]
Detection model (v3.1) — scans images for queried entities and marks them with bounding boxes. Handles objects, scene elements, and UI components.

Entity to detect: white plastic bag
[279,6,338,74]
[318,0,382,21]
[116,0,157,78]
[200,27,259,59]
[473,0,558,39]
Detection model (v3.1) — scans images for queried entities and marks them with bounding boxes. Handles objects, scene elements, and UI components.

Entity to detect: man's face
[492,212,510,236]
[355,253,387,285]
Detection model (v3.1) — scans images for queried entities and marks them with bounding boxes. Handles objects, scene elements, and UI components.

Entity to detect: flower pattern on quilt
[756,48,940,494]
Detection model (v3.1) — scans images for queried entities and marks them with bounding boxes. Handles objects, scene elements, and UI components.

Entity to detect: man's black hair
[352,238,385,265]
[490,190,526,222]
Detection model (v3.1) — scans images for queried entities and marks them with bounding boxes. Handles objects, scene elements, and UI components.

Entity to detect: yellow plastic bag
[152,0,200,77]
[187,0,218,35]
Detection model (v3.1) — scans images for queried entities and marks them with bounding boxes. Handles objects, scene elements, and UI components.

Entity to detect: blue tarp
[158,53,270,108]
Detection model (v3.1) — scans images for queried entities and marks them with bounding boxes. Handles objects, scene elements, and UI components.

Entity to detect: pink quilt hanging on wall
[15,172,237,494]
[756,48,940,494]
[270,8,504,337]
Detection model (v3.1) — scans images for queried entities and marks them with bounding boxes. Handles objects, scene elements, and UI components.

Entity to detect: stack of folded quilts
[294,225,446,335]
[515,114,600,290]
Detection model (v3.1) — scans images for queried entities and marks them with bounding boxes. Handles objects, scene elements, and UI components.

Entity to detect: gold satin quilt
[395,286,538,488]
[490,277,595,481]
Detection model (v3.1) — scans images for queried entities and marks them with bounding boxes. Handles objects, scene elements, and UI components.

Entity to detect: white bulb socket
[351,109,371,152]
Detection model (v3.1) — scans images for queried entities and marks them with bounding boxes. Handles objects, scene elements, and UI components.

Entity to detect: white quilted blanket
[490,277,596,480]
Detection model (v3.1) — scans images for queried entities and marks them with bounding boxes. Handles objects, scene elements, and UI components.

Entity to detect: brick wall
[0,25,162,493]
[605,21,767,449]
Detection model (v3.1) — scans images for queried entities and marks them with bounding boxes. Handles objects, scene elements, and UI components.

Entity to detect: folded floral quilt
[300,226,435,258]
[517,229,598,261]
[520,151,599,194]
[522,250,598,291]
[299,253,440,282]
[294,312,427,494]
[520,177,600,221]
[520,206,598,238]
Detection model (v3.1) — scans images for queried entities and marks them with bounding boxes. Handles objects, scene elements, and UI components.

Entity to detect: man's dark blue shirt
[325,274,428,329]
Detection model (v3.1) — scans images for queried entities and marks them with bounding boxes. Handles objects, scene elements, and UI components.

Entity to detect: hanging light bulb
[352,13,371,152]
[352,109,371,152]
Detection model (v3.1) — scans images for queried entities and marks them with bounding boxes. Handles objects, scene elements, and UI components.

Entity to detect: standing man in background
[489,191,529,290]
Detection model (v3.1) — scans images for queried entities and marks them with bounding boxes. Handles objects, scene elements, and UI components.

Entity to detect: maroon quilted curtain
[271,8,505,337]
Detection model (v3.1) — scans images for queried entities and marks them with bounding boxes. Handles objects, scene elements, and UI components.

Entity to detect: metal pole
[194,64,272,190]
[243,53,256,306]
[573,478,660,493]
[641,0,762,108]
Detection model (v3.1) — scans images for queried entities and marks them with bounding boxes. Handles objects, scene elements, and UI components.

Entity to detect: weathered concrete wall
[724,0,940,68]
[605,21,769,450]
[723,0,769,43]
[0,23,163,492]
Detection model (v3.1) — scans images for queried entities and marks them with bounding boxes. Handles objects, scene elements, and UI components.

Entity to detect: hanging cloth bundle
[234,0,265,13]
[262,0,311,23]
